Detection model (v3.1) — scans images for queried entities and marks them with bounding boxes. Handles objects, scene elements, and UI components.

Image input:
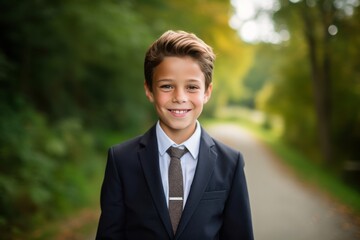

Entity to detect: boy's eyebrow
[156,79,173,82]
[155,78,203,83]
[187,79,202,83]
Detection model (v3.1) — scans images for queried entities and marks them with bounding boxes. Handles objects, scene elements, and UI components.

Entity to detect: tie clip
[169,197,183,201]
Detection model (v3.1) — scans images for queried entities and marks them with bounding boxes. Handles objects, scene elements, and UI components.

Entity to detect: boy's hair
[144,30,215,91]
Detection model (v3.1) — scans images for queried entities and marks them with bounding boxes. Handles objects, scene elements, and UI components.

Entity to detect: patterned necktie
[167,146,188,234]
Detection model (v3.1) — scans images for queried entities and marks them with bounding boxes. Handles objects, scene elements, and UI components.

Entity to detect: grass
[203,117,360,216]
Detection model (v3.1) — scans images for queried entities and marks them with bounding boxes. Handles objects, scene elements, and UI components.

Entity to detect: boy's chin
[160,120,196,131]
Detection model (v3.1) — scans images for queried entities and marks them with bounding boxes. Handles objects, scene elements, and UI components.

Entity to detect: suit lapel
[138,126,174,238]
[175,128,217,238]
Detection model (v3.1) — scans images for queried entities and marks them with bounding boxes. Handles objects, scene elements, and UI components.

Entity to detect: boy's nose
[172,89,187,103]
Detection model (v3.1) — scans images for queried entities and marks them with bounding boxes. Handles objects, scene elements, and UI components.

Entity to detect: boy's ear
[204,83,213,103]
[144,81,154,102]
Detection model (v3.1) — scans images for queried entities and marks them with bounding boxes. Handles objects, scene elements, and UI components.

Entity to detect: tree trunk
[301,4,333,164]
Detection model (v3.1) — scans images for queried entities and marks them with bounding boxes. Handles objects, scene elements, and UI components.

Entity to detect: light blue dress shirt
[156,120,201,208]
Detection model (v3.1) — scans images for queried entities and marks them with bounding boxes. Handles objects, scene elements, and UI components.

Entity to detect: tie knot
[167,146,188,159]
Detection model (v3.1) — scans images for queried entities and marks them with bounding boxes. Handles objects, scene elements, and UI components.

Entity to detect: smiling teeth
[172,110,187,114]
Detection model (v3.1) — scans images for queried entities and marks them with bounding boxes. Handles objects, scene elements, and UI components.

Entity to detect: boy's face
[145,56,212,143]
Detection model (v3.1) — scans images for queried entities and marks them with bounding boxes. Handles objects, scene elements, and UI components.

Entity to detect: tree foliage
[254,1,360,168]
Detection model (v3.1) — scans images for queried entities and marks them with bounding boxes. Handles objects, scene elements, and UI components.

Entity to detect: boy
[96,30,253,240]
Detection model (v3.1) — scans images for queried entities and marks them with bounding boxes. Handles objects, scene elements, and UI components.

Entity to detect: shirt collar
[156,120,201,159]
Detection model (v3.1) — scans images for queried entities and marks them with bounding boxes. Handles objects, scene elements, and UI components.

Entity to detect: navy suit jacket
[96,125,253,240]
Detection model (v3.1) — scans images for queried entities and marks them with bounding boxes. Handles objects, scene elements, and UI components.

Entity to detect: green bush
[0,100,103,238]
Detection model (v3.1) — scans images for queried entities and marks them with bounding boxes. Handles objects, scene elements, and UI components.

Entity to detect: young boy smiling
[96,30,253,240]
[144,55,211,144]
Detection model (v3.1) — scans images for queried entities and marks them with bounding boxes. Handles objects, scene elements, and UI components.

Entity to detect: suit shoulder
[212,137,245,167]
[109,135,142,155]
[212,137,239,155]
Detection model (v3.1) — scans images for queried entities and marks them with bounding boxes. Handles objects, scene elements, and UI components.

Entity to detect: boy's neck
[159,122,197,145]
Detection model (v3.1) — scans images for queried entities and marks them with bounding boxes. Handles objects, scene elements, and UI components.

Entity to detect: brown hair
[144,30,215,91]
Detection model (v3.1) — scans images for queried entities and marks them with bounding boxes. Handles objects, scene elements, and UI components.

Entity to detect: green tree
[256,0,360,166]
[0,0,153,237]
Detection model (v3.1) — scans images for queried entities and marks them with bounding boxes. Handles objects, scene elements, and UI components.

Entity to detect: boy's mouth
[168,109,191,114]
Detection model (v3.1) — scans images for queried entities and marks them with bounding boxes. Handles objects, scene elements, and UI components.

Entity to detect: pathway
[206,123,360,240]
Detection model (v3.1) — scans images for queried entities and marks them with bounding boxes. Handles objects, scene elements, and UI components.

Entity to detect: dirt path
[206,123,360,240]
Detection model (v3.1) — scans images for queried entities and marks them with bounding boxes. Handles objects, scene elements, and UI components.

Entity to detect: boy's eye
[187,85,200,92]
[159,85,173,91]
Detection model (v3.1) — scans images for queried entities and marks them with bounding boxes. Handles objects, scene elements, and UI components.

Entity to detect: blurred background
[0,0,359,239]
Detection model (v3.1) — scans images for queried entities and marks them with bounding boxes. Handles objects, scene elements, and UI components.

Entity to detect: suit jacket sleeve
[219,152,254,240]
[96,147,126,240]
